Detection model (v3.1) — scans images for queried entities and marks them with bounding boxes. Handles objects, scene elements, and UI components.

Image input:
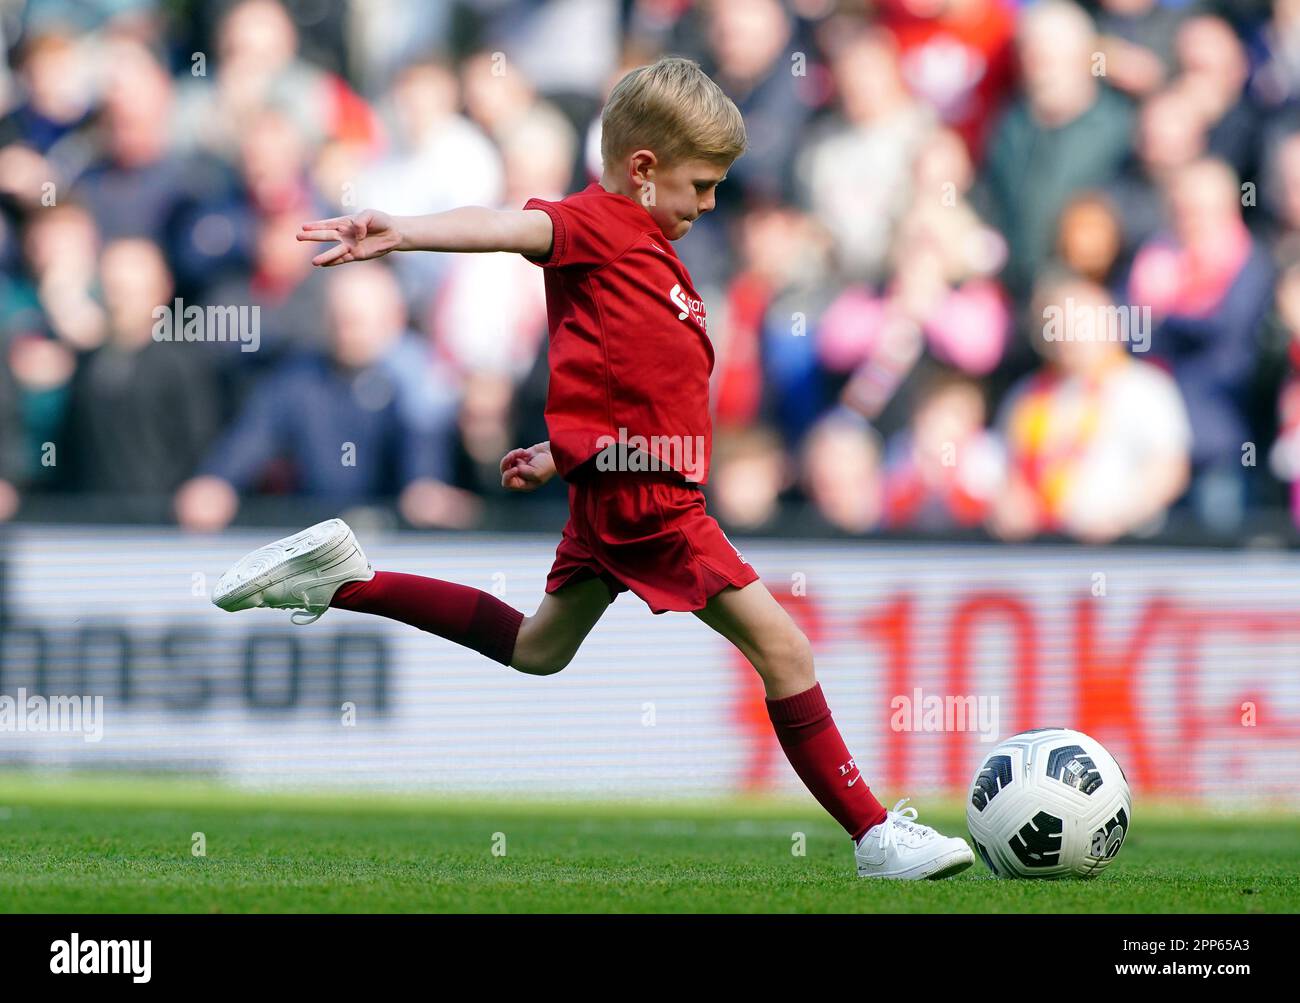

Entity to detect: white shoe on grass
[855,798,974,880]
[211,518,374,625]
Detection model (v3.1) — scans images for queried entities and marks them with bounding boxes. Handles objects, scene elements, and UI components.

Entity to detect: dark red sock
[331,571,524,666]
[766,682,888,843]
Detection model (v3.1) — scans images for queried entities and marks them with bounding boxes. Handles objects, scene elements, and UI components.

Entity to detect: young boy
[213,57,972,880]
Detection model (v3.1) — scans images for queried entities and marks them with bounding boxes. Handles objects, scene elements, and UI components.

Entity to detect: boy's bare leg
[511,577,613,675]
[694,581,888,840]
[692,579,816,699]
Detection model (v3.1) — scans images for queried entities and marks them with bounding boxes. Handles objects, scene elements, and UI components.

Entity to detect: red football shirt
[522,182,714,483]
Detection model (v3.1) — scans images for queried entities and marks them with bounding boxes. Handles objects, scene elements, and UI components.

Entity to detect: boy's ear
[628,148,658,184]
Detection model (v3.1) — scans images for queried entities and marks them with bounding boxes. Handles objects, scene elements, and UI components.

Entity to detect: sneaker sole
[212,519,361,611]
[858,846,975,880]
[922,852,974,880]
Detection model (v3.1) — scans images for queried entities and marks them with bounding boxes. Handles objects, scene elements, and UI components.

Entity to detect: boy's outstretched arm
[297,207,553,267]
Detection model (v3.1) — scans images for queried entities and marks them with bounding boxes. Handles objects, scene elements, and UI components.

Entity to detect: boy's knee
[774,628,814,669]
[511,640,574,676]
[756,628,815,687]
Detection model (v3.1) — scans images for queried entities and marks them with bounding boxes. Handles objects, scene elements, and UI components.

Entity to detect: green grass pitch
[1,772,1297,913]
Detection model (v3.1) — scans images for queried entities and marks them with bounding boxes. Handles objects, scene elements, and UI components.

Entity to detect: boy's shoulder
[524,182,677,272]
[533,181,658,230]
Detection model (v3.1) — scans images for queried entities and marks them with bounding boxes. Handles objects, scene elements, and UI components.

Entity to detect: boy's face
[632,155,730,240]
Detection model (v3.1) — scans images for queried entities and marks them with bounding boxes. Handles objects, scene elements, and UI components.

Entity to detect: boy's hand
[500,441,555,491]
[297,209,403,267]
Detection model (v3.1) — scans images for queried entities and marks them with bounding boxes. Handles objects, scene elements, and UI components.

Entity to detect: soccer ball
[966,728,1131,879]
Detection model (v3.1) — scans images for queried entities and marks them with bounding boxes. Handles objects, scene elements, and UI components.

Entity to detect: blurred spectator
[877,0,1018,158]
[174,262,474,532]
[427,105,564,381]
[4,331,76,492]
[0,9,11,112]
[174,0,375,159]
[990,275,1191,543]
[801,407,884,534]
[1093,0,1188,99]
[344,0,454,97]
[0,345,27,521]
[1252,0,1300,110]
[199,207,330,379]
[704,0,811,206]
[71,35,227,248]
[18,200,106,350]
[461,50,543,148]
[669,0,814,290]
[709,424,788,530]
[422,103,567,494]
[0,31,94,241]
[888,126,1010,372]
[1128,158,1276,533]
[1174,15,1259,180]
[1266,250,1300,525]
[1263,128,1300,248]
[171,104,318,296]
[1055,192,1126,292]
[796,25,936,284]
[0,31,94,156]
[3,203,95,491]
[359,60,502,215]
[981,1,1134,303]
[57,239,221,506]
[817,127,1009,432]
[455,370,521,494]
[713,203,836,445]
[883,369,1002,531]
[1105,85,1209,256]
[355,59,503,310]
[473,0,618,108]
[237,105,316,216]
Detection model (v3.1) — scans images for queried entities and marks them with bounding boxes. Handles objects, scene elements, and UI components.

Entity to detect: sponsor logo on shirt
[669,283,707,331]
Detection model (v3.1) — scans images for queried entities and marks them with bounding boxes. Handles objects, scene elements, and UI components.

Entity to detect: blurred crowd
[1,0,1298,542]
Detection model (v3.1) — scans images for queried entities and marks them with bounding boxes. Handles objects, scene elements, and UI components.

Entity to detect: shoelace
[874,798,935,852]
[289,607,326,625]
[280,589,327,625]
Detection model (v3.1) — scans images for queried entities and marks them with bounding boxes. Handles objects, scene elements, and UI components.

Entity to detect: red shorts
[546,467,759,614]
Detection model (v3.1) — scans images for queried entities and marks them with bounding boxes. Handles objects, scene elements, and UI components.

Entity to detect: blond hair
[600,56,748,171]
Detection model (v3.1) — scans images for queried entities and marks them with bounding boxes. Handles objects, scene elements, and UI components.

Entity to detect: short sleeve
[521,193,637,270]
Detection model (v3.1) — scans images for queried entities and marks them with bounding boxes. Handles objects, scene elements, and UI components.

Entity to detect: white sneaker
[211,519,374,625]
[855,798,974,880]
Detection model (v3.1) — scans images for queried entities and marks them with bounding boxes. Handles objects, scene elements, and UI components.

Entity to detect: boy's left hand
[501,442,555,491]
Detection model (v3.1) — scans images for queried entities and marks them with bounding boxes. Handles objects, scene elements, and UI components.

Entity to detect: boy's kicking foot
[855,799,973,879]
[211,518,373,625]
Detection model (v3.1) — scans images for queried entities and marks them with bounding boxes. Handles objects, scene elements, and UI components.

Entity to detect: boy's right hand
[500,441,555,492]
[297,209,403,267]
